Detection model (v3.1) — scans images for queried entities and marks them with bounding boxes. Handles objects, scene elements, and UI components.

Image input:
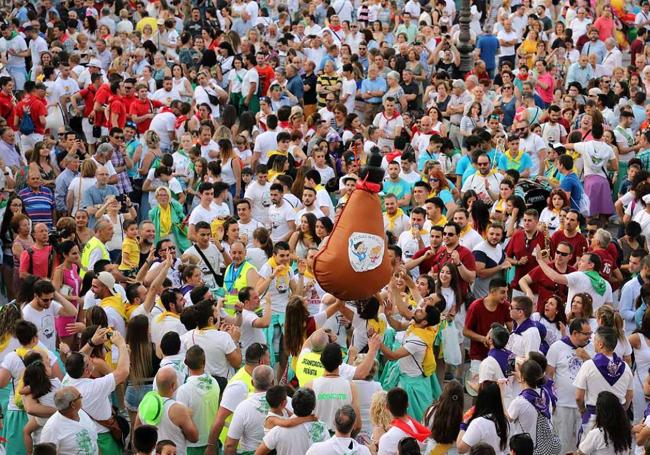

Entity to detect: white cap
[96,271,116,295]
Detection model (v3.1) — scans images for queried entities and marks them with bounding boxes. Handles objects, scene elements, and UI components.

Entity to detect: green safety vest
[295,350,325,387]
[80,236,109,278]
[219,366,255,444]
[223,261,255,314]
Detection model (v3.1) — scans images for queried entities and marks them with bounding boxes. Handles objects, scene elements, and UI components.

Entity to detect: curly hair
[369,390,392,432]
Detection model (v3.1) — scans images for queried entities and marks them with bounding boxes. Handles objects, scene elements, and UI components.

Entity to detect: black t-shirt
[401,81,420,112]
[185,20,204,37]
[437,61,461,79]
[302,72,318,105]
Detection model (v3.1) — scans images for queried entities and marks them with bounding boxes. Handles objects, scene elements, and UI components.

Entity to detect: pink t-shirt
[593,16,615,41]
[536,72,555,103]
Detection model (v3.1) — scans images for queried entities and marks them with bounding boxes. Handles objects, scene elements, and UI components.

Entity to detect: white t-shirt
[296,207,325,224]
[180,328,237,378]
[263,420,330,455]
[238,219,263,247]
[150,111,177,150]
[378,423,424,455]
[253,131,279,165]
[227,392,269,452]
[22,302,63,352]
[40,410,99,455]
[268,201,296,242]
[258,263,295,313]
[151,314,187,346]
[1,344,57,410]
[565,271,613,314]
[547,339,595,408]
[508,395,540,442]
[573,356,633,406]
[62,374,117,434]
[341,78,357,113]
[152,87,182,105]
[506,324,542,358]
[497,30,517,56]
[307,436,371,455]
[573,141,615,178]
[579,427,625,455]
[478,355,516,407]
[188,203,228,228]
[520,133,547,177]
[244,181,272,224]
[175,373,221,447]
[462,416,507,455]
[399,332,427,377]
[316,188,335,219]
[240,308,267,352]
[397,230,430,261]
[185,244,223,291]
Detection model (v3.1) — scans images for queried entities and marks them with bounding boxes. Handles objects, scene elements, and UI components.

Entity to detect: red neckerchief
[329,24,342,32]
[386,150,402,162]
[175,115,188,129]
[391,417,432,442]
[382,110,400,121]
[160,106,174,114]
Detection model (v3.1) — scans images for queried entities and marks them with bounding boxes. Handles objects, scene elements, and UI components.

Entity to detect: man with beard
[296,187,325,223]
[551,209,589,266]
[268,184,296,243]
[519,241,575,313]
[138,221,156,268]
[430,222,477,294]
[461,154,503,204]
[473,223,511,298]
[506,209,545,298]
[514,119,547,178]
[546,318,595,454]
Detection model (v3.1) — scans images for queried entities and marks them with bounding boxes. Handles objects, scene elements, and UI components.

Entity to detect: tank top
[635,335,650,384]
[13,236,34,270]
[220,158,236,185]
[62,263,81,296]
[312,376,352,432]
[158,398,186,454]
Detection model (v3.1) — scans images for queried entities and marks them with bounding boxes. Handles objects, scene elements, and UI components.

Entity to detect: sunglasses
[443,232,456,237]
[556,250,571,257]
[477,162,490,166]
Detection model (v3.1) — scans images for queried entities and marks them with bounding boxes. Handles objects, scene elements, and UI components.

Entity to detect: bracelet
[88,339,99,348]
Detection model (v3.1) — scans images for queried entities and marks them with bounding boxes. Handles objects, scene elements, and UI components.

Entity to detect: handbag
[90,407,130,446]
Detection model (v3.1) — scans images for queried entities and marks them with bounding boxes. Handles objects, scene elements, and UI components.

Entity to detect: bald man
[40,386,99,454]
[136,367,198,454]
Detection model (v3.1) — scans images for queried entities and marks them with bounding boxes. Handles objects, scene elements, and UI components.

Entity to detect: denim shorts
[125,383,153,412]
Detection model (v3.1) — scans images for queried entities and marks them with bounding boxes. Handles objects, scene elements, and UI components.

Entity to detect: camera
[115,194,129,213]
[48,229,68,252]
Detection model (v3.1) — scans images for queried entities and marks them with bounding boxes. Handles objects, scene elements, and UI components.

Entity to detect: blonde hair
[144,130,161,148]
[369,390,392,432]
[596,304,625,341]
[353,354,379,380]
[80,159,98,178]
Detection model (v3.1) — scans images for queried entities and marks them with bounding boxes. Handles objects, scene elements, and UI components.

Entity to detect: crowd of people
[1,0,650,453]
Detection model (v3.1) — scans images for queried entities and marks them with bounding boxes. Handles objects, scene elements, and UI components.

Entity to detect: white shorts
[554,406,580,454]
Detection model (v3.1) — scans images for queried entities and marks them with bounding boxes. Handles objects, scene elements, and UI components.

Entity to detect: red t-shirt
[505,230,545,291]
[256,65,276,96]
[94,83,112,127]
[78,85,97,117]
[412,246,437,275]
[15,95,47,134]
[429,245,476,295]
[122,94,137,114]
[0,92,15,128]
[528,263,576,313]
[129,98,163,134]
[19,245,54,279]
[632,39,644,68]
[108,96,128,129]
[465,298,511,360]
[550,230,588,266]
[592,247,617,286]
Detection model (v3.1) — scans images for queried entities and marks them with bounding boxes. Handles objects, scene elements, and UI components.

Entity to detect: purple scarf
[541,377,557,409]
[488,348,515,377]
[561,336,577,349]
[520,388,551,419]
[513,318,536,335]
[592,353,625,386]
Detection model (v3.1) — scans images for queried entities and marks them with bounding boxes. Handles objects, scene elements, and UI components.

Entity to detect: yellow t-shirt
[119,237,140,271]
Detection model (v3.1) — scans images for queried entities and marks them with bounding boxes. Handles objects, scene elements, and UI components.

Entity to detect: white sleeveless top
[634,335,650,382]
[312,376,352,432]
[220,157,236,185]
[158,398,186,454]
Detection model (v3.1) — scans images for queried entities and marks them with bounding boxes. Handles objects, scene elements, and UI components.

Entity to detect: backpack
[532,411,562,455]
[19,106,35,135]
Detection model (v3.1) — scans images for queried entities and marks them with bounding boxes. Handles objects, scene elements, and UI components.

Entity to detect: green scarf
[584,270,606,296]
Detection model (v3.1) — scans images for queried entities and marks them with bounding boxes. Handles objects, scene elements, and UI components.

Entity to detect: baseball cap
[588,87,603,96]
[96,271,116,295]
[88,58,102,68]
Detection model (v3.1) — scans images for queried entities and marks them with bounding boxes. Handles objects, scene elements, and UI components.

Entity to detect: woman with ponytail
[457,381,509,455]
[503,359,558,452]
[247,227,273,269]
[596,305,632,365]
[424,380,465,455]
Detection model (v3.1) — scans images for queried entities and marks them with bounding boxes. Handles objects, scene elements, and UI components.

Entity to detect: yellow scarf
[385,208,405,230]
[367,318,387,338]
[155,310,180,324]
[268,256,290,292]
[267,257,289,278]
[475,167,497,177]
[505,149,525,167]
[211,218,226,242]
[494,198,506,213]
[432,214,447,227]
[100,294,127,320]
[304,268,316,280]
[406,325,438,377]
[460,224,471,237]
[315,184,325,192]
[159,204,172,236]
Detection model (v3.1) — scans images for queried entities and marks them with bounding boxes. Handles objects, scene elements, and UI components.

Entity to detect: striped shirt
[316,74,341,108]
[18,186,54,229]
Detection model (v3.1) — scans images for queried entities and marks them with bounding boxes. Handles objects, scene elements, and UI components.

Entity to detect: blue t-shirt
[559,172,583,210]
[497,152,533,174]
[476,34,499,70]
[383,178,412,201]
[418,150,439,172]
